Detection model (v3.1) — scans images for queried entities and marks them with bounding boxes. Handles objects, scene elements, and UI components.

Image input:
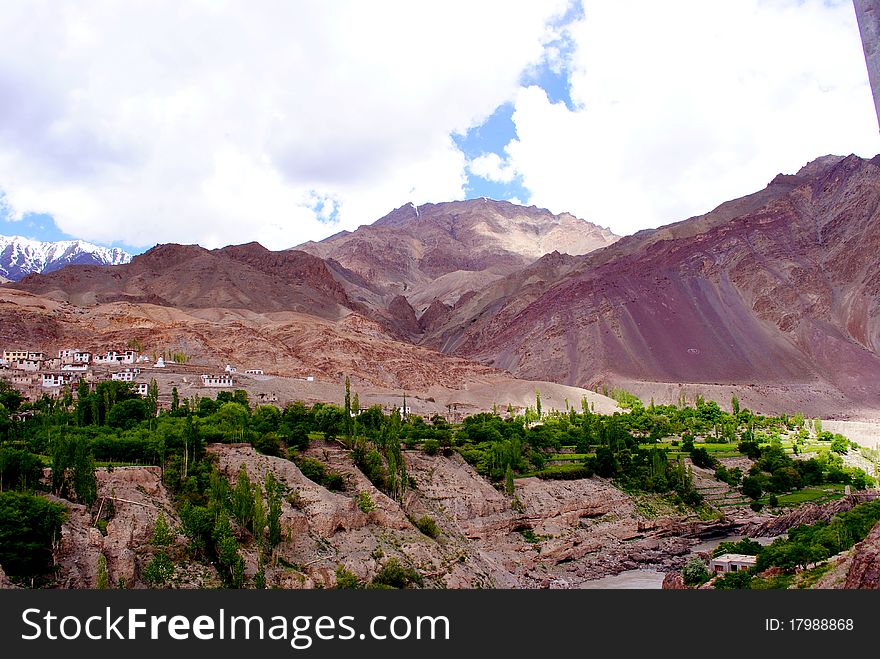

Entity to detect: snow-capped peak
[0,235,132,281]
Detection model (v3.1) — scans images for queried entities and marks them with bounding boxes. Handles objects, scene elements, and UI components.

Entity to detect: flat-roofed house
[201,374,234,387]
[709,554,757,574]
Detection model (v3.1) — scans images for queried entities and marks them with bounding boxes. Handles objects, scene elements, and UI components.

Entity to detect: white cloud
[490,0,880,235]
[0,0,570,249]
[468,152,517,184]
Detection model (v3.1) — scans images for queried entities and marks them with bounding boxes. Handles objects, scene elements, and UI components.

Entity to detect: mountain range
[0,236,131,281]
[4,153,880,417]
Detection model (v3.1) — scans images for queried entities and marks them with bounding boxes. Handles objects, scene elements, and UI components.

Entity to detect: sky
[0,0,878,255]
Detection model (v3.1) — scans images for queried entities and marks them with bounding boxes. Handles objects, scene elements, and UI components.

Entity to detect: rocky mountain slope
[0,235,130,281]
[433,155,880,416]
[6,157,880,416]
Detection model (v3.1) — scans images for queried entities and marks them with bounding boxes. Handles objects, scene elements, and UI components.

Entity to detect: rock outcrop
[662,572,687,589]
[843,520,880,588]
[0,565,18,589]
[745,495,880,538]
[40,444,737,588]
[52,466,189,589]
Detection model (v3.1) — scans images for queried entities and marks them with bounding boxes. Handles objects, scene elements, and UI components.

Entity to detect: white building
[59,349,91,365]
[245,369,264,375]
[61,364,89,372]
[201,374,235,387]
[10,372,35,385]
[95,350,135,364]
[41,373,74,388]
[111,368,140,382]
[225,364,237,374]
[135,382,150,396]
[27,351,45,362]
[709,554,757,574]
[15,360,40,372]
[155,356,166,368]
[3,350,29,362]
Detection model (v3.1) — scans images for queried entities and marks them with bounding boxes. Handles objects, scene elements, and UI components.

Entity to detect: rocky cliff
[843,520,880,588]
[34,442,715,589]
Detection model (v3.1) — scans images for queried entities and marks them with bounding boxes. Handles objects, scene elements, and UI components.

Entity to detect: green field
[760,484,847,507]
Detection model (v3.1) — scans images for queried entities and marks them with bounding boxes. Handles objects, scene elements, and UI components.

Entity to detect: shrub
[742,476,763,500]
[152,513,174,546]
[714,569,753,590]
[370,558,423,589]
[423,440,439,456]
[142,551,174,586]
[535,466,593,480]
[335,565,362,589]
[324,472,346,492]
[690,447,716,469]
[253,433,281,457]
[682,557,710,586]
[413,514,440,539]
[357,491,375,514]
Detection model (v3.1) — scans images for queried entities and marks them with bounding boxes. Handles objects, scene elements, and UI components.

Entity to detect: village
[0,346,298,409]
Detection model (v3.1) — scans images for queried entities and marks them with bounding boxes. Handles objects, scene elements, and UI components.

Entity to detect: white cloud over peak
[0,0,570,249]
[494,0,880,234]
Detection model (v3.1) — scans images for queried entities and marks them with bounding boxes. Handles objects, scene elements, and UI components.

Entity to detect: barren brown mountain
[295,198,618,328]
[438,154,880,416]
[7,157,880,417]
[14,242,356,318]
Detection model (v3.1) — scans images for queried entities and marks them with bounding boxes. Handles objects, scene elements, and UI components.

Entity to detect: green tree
[830,435,849,454]
[143,552,174,586]
[265,471,283,550]
[0,491,67,582]
[681,557,710,586]
[146,378,159,417]
[742,476,763,500]
[231,466,255,532]
[97,553,109,589]
[171,387,180,413]
[253,488,268,549]
[505,464,515,496]
[153,512,174,546]
[72,439,97,507]
[535,389,542,419]
[107,398,149,430]
[315,404,345,440]
[344,376,352,440]
[731,395,740,416]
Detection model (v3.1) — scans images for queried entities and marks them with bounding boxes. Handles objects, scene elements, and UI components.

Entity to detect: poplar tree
[96,554,109,589]
[344,376,352,440]
[265,471,283,550]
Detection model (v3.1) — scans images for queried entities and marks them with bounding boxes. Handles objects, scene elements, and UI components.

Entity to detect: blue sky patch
[0,204,143,255]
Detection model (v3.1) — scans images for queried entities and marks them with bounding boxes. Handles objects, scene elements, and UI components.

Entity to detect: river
[580,569,666,589]
[579,533,778,589]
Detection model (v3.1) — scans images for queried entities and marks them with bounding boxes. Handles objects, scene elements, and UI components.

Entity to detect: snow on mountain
[0,235,131,281]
